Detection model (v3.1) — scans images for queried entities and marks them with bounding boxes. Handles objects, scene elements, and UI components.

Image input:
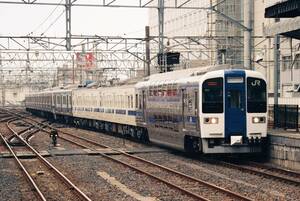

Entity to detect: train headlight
[253,117,260,123]
[204,117,219,124]
[211,118,218,124]
[252,117,266,124]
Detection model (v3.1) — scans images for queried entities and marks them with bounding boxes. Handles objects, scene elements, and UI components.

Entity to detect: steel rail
[9,112,251,201]
[101,153,210,201]
[0,133,47,201]
[2,111,91,150]
[247,161,300,179]
[16,120,91,149]
[201,157,300,186]
[226,161,300,185]
[6,110,256,200]
[60,130,252,201]
[6,120,92,201]
[0,116,17,122]
[50,130,209,200]
[27,121,251,201]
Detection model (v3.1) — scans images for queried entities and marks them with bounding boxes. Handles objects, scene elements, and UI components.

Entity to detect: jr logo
[251,80,261,86]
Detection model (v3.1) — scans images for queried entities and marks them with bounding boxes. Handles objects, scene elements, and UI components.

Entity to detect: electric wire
[27,0,64,36]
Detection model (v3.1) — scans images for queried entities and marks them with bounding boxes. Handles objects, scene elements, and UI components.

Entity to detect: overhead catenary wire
[40,9,66,36]
[27,0,64,36]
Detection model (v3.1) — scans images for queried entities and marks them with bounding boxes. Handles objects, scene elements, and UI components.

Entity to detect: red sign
[76,52,95,69]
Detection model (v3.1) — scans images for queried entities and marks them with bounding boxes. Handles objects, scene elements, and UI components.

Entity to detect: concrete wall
[0,87,33,106]
[268,132,300,171]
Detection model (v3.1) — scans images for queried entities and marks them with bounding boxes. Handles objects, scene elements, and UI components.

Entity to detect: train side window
[139,94,142,109]
[63,96,67,105]
[117,95,119,107]
[135,94,138,109]
[127,96,130,108]
[130,95,133,108]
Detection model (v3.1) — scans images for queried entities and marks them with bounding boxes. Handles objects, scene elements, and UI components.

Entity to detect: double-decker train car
[25,66,268,154]
[136,68,267,153]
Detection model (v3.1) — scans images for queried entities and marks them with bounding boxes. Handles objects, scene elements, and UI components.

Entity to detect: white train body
[72,85,137,127]
[25,67,268,154]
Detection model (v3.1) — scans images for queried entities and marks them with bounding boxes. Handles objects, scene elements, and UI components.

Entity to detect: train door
[53,94,56,112]
[225,71,246,142]
[194,90,200,131]
[69,94,72,113]
[60,95,63,112]
[142,90,146,122]
[181,89,186,129]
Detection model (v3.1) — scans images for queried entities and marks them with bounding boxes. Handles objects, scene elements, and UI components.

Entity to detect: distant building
[149,0,300,97]
[0,86,33,106]
[56,52,104,86]
[261,0,300,97]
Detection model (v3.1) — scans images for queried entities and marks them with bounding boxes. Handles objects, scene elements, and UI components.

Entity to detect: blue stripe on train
[128,110,136,116]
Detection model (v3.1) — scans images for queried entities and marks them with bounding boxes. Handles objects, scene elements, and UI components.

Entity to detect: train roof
[136,65,266,88]
[26,85,78,96]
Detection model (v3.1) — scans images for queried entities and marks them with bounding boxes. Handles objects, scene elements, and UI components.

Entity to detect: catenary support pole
[145,26,150,76]
[158,0,165,72]
[244,0,252,70]
[274,34,280,105]
[65,0,71,51]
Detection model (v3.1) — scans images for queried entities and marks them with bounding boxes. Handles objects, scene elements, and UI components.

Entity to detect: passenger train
[25,66,268,154]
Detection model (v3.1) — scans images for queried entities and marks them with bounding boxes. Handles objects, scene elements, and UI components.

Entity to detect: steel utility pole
[72,54,75,84]
[145,26,150,76]
[158,0,165,73]
[65,0,71,51]
[0,52,4,107]
[274,34,280,105]
[244,0,253,70]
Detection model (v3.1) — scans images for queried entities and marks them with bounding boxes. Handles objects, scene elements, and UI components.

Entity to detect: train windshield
[247,77,267,113]
[202,78,223,113]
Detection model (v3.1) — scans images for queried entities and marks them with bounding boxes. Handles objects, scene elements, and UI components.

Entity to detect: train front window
[247,77,267,113]
[228,90,241,109]
[202,78,223,113]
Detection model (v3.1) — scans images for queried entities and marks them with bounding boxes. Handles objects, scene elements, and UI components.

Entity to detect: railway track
[12,114,252,201]
[46,130,252,200]
[247,161,300,179]
[5,109,300,199]
[28,113,300,188]
[198,156,300,186]
[224,159,300,185]
[0,119,92,201]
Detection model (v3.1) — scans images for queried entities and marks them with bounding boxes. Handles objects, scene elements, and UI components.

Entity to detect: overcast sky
[0,3,149,37]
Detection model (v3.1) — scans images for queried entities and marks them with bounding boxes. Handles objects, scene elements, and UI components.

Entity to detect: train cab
[200,70,267,153]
